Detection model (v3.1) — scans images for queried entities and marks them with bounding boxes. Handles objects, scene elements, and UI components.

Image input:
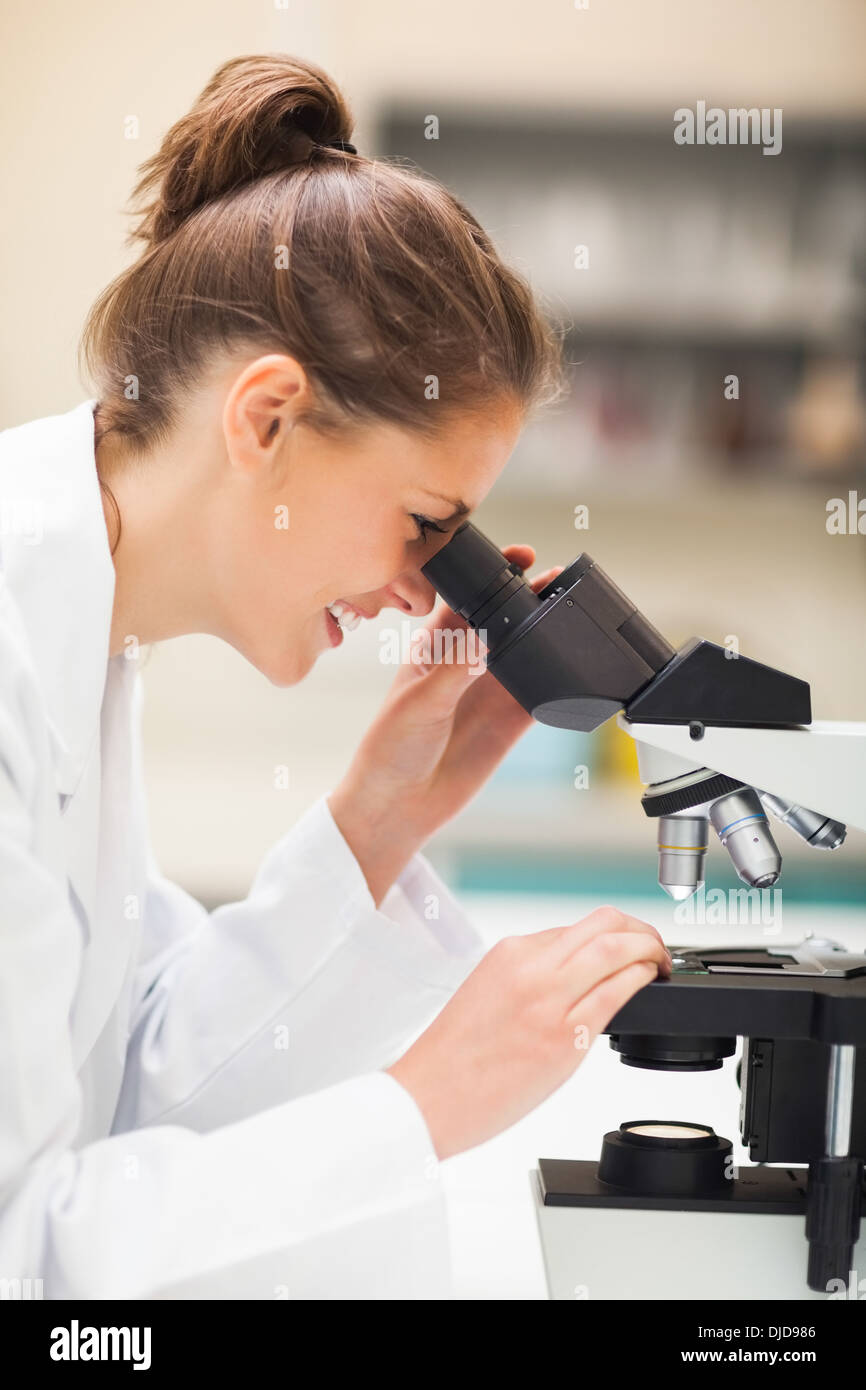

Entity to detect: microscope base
[532,1166,865,1300]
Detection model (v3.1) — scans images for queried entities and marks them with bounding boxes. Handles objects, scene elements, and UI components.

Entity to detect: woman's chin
[262,651,313,688]
[259,629,333,687]
[241,613,336,687]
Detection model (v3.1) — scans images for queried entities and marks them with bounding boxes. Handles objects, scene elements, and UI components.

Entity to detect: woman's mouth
[324,600,366,647]
[324,607,344,646]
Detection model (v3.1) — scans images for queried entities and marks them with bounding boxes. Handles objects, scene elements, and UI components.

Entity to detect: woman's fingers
[529,564,563,592]
[499,909,668,967]
[501,543,535,572]
[562,928,670,997]
[566,960,661,1044]
[548,905,669,968]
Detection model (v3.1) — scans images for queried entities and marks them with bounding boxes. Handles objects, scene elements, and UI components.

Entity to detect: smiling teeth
[326,601,362,632]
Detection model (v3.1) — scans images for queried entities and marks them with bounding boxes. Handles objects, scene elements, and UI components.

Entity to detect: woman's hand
[387,906,673,1159]
[328,544,560,904]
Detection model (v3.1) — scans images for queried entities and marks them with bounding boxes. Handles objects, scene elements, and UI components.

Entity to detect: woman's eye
[410,513,447,544]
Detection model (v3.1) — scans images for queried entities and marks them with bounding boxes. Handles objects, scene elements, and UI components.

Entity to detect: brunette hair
[81,54,565,453]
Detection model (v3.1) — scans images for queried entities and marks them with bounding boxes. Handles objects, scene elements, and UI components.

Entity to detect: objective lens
[759,792,847,851]
[657,814,708,901]
[709,788,781,888]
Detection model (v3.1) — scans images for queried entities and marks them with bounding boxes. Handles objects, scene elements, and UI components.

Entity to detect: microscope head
[421,521,677,730]
[422,522,847,901]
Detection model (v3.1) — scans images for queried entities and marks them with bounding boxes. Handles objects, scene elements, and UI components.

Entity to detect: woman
[0,54,670,1299]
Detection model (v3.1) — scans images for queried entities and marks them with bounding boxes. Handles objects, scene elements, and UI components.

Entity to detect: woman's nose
[383,571,437,617]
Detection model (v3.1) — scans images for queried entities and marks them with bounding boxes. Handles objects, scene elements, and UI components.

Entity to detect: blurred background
[1,0,864,916]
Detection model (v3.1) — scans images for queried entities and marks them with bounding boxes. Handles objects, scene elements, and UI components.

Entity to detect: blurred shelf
[558,313,865,352]
[468,448,866,503]
[382,105,866,358]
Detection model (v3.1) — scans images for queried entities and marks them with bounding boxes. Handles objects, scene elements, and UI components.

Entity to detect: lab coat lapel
[0,400,129,1062]
[0,398,115,801]
[70,657,144,1075]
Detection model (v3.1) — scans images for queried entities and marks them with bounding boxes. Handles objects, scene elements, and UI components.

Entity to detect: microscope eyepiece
[420,522,543,649]
[419,522,520,622]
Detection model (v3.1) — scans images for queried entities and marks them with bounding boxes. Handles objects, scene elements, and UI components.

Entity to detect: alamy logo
[50,1320,151,1371]
[673,883,782,932]
[378,620,487,671]
[674,102,782,156]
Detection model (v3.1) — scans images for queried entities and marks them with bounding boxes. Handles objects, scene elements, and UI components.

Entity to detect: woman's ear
[223,354,310,476]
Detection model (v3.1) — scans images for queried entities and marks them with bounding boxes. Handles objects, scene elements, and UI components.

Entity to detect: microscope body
[531,712,866,1299]
[542,713,866,1301]
[421,523,866,1300]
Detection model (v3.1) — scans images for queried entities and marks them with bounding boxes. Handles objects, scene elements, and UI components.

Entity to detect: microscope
[422,523,866,1301]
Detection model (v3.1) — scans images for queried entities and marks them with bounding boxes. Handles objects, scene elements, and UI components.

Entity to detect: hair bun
[130,53,354,246]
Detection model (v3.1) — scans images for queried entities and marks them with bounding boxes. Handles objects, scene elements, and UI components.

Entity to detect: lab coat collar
[0,399,116,796]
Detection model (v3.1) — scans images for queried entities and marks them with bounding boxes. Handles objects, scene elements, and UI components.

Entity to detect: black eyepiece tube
[420,523,515,623]
[421,523,543,647]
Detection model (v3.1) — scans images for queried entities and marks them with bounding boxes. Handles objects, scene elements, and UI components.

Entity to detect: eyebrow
[420,492,471,524]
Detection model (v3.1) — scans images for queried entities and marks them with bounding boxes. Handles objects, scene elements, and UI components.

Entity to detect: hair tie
[326,138,357,154]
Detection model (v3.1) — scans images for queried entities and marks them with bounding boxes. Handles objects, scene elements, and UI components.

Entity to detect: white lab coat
[0,400,486,1300]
